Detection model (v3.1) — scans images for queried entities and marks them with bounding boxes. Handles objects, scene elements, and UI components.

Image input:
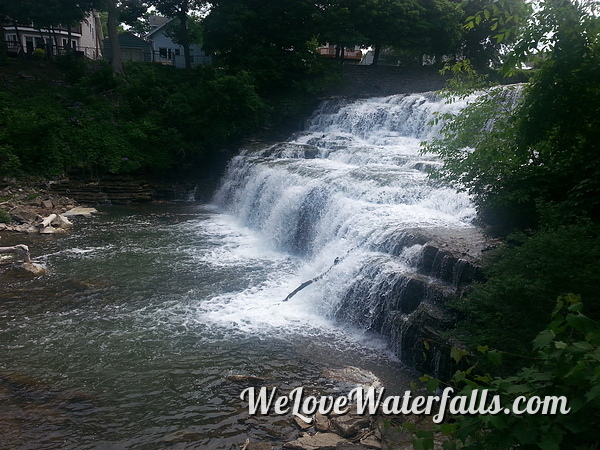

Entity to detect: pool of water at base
[0,202,414,449]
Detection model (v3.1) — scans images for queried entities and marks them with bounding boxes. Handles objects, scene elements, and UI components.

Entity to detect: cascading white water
[210,92,478,357]
[215,93,475,248]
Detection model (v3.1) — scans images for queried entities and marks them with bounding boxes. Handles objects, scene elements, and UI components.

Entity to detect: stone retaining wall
[325,65,449,98]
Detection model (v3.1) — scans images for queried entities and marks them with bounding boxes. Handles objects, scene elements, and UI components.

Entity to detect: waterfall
[212,92,485,377]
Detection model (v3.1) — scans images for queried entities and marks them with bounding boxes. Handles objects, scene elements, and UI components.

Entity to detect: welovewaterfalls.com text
[240,387,570,424]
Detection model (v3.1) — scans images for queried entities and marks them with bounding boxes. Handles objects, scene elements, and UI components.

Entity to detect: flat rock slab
[330,413,371,438]
[283,432,351,450]
[62,207,98,217]
[245,442,273,450]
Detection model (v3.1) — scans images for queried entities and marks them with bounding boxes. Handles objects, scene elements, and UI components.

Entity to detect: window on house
[159,48,173,59]
[6,35,18,51]
[174,49,180,56]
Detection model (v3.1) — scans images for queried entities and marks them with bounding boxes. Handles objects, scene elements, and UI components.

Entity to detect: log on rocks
[37,213,72,234]
[0,244,31,263]
[40,214,57,228]
[62,207,98,217]
[52,214,73,228]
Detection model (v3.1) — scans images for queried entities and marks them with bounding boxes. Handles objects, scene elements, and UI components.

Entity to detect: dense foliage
[425,1,600,233]
[0,58,267,177]
[420,2,600,447]
[418,296,600,449]
[452,223,600,363]
[201,0,526,70]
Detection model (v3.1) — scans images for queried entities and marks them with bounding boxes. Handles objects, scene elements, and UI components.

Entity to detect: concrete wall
[326,65,449,97]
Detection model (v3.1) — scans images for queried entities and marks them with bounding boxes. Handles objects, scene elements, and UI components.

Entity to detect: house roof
[148,15,170,29]
[102,31,152,48]
[145,16,174,40]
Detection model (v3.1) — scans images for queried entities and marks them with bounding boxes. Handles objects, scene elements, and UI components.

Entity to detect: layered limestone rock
[335,227,497,379]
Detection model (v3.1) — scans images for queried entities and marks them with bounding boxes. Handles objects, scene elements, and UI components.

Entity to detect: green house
[102,32,152,63]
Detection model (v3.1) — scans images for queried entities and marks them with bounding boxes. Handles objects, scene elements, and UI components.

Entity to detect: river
[1,92,475,448]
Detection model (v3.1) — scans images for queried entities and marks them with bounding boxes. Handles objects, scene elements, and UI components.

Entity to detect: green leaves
[427,1,600,234]
[0,60,269,177]
[413,298,600,449]
[533,329,556,350]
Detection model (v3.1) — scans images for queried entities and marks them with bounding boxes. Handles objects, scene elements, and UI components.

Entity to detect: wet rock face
[334,227,497,380]
[48,175,207,204]
[49,177,154,204]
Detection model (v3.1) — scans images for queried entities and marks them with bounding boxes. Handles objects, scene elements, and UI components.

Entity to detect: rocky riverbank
[231,367,445,450]
[0,179,98,278]
[0,180,94,234]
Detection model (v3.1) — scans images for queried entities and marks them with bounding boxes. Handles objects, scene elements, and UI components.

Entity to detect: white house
[145,17,211,68]
[3,10,103,60]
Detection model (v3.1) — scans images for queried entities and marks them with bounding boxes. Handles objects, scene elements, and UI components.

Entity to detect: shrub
[32,48,45,61]
[450,222,600,368]
[0,208,11,223]
[417,296,600,450]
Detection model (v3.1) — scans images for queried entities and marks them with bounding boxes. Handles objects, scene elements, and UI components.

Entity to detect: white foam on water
[195,92,481,355]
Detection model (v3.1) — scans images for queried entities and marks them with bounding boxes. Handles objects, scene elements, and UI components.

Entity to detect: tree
[164,14,204,65]
[106,0,124,73]
[316,0,365,64]
[100,0,147,74]
[421,1,600,393]
[203,0,324,92]
[354,0,425,65]
[424,0,600,232]
[460,0,530,71]
[418,0,463,65]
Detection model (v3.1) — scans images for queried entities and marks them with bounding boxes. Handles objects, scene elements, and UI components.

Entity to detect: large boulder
[9,206,40,224]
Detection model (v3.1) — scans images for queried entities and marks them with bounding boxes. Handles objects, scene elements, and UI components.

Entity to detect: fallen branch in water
[0,244,31,263]
[282,256,343,302]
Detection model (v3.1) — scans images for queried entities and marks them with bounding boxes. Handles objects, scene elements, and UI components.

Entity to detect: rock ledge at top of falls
[377,226,498,289]
[393,227,497,265]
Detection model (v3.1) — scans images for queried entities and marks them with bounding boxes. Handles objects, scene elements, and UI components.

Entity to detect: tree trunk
[35,27,48,60]
[94,13,103,59]
[107,0,123,74]
[50,27,60,58]
[178,2,192,69]
[0,19,7,60]
[372,43,381,65]
[339,45,345,65]
[13,21,25,56]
